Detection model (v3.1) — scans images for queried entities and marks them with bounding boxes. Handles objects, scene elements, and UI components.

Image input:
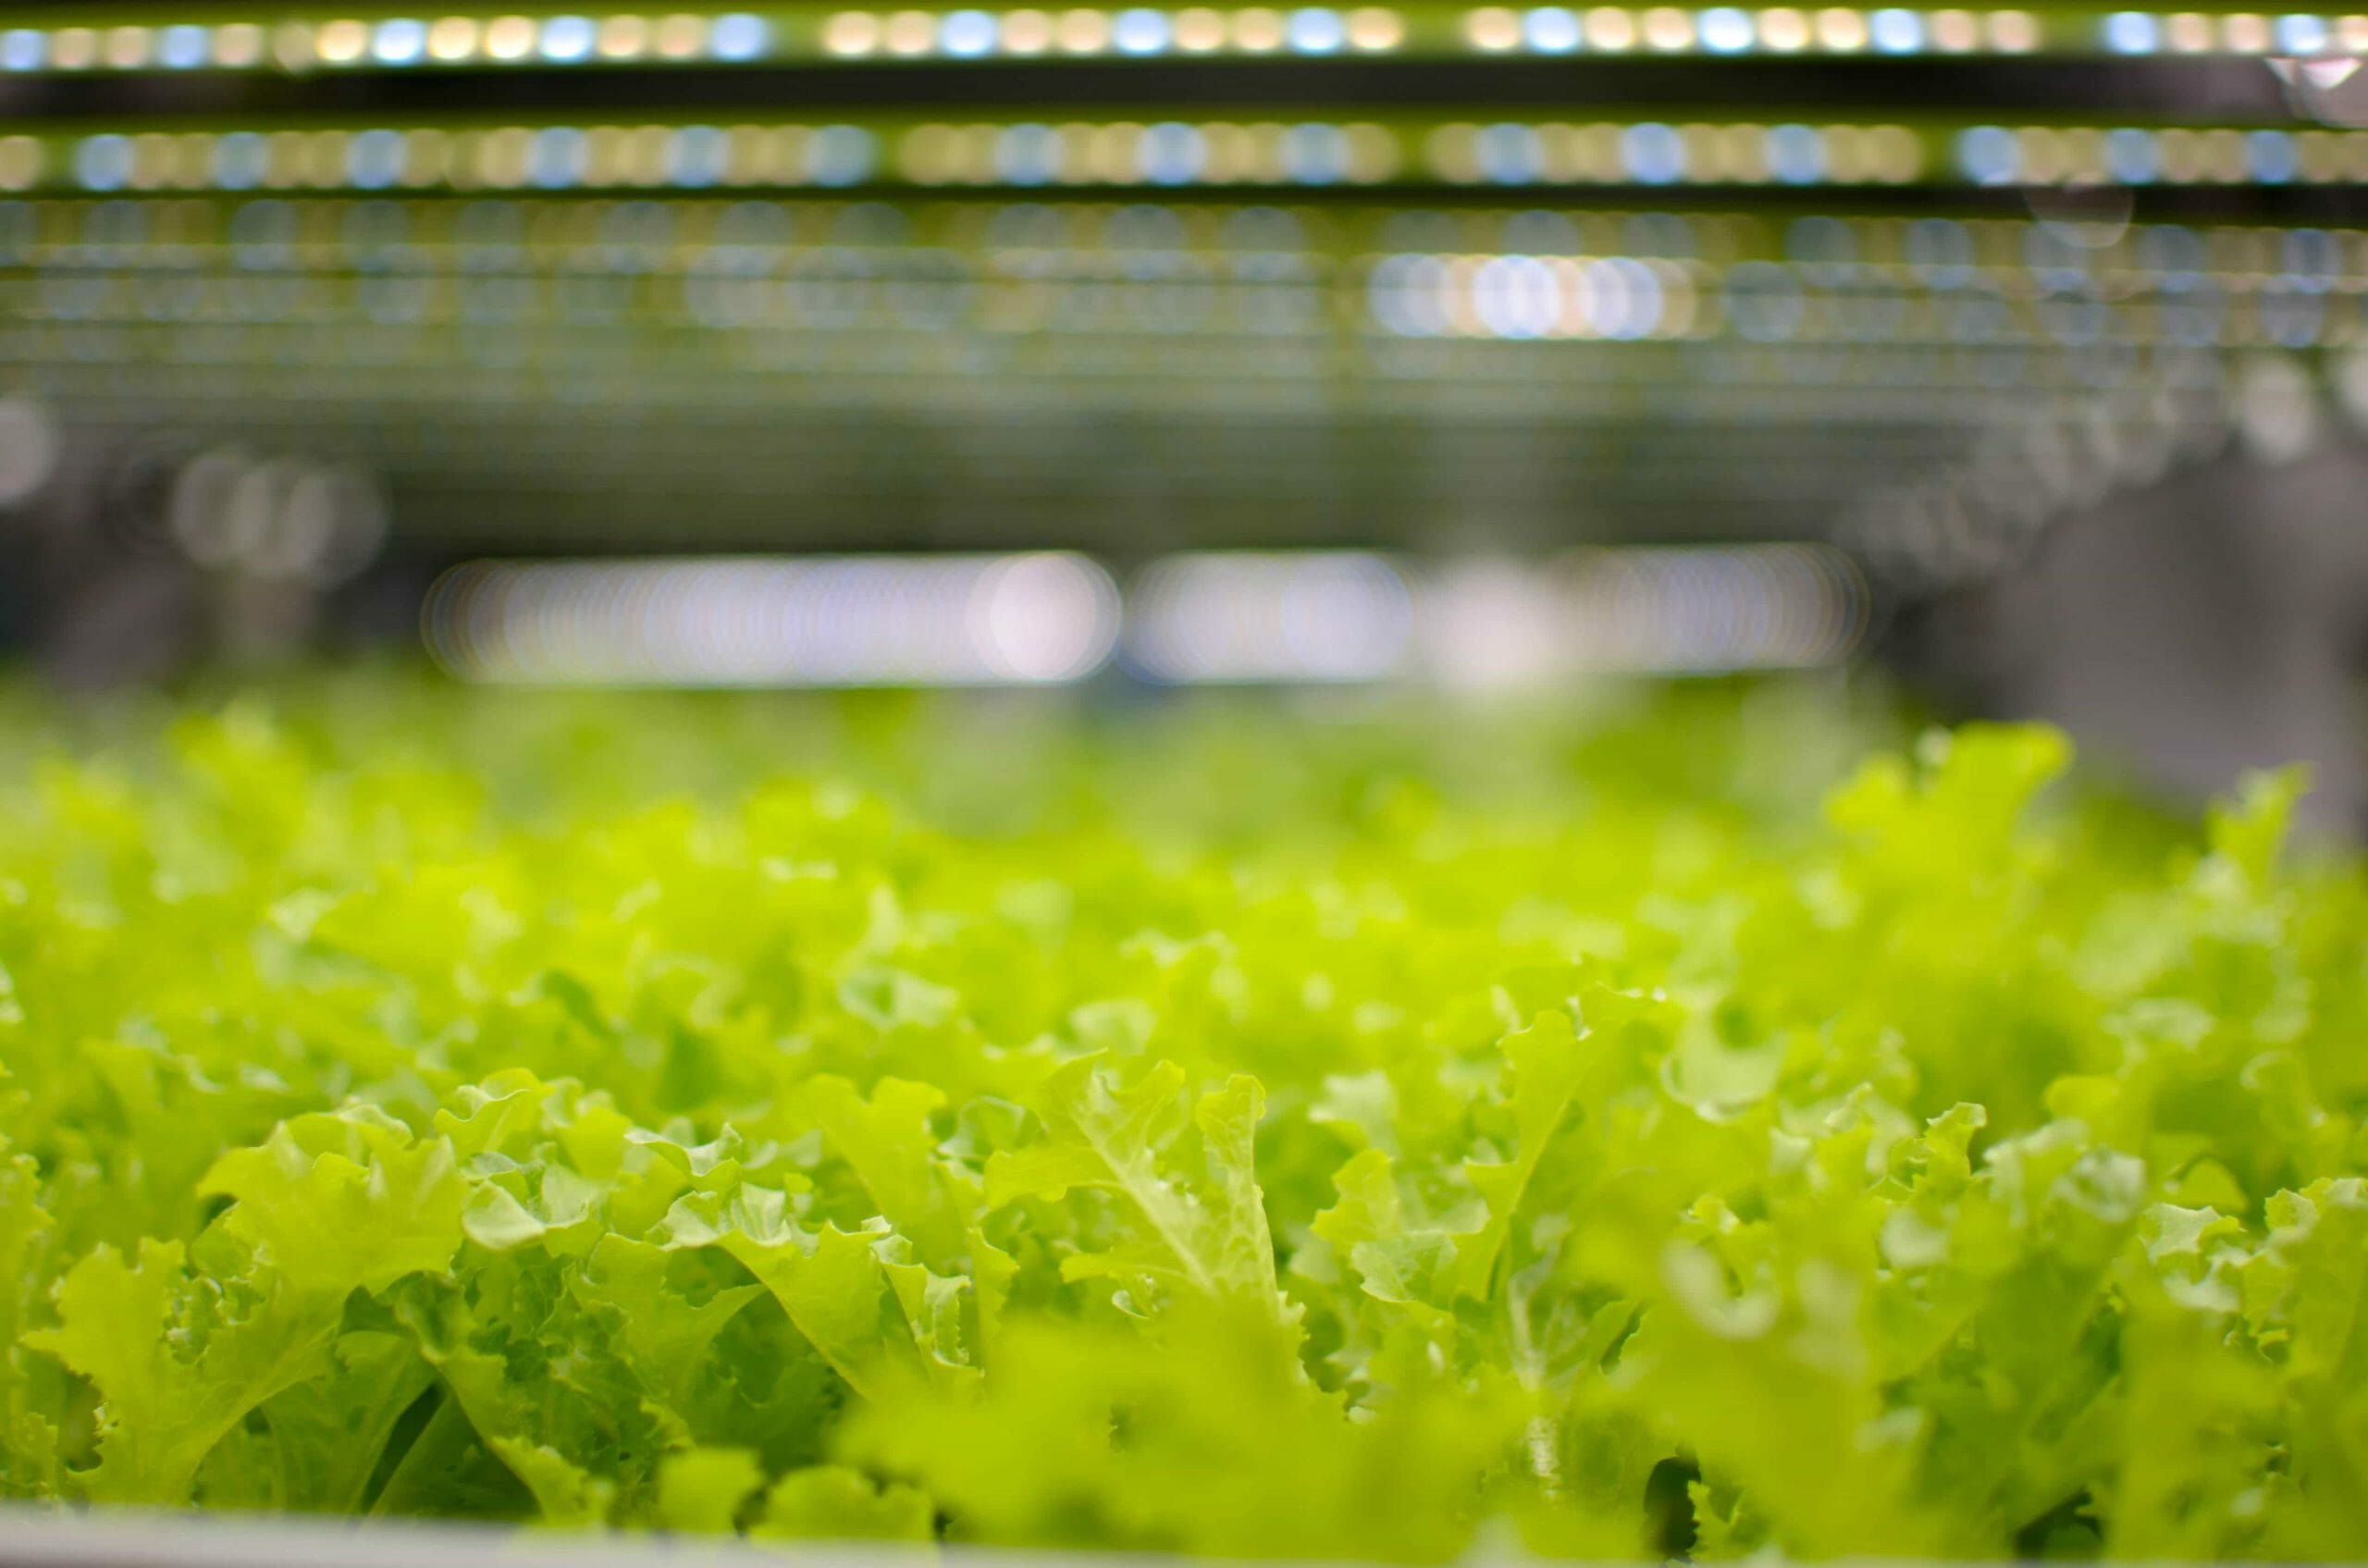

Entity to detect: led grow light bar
[1,197,2358,353]
[3,115,2365,196]
[0,196,2350,282]
[0,5,2352,71]
[421,546,1865,685]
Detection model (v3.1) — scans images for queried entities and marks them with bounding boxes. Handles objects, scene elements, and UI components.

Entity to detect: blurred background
[1,4,2365,821]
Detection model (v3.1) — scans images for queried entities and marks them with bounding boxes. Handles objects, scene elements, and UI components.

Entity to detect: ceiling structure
[0,4,2359,580]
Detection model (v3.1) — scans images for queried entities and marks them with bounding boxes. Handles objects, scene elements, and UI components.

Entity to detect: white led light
[1524,6,1584,48]
[1698,6,1755,48]
[2102,10,2159,52]
[540,15,597,59]
[1559,545,1864,672]
[1957,123,2018,182]
[2276,11,2330,50]
[0,30,43,71]
[75,133,132,191]
[374,18,429,62]
[1126,552,1414,684]
[158,24,210,68]
[1622,120,1685,181]
[1113,7,1173,51]
[1868,5,1921,49]
[1288,6,1348,47]
[710,12,769,57]
[942,9,1001,53]
[426,554,1119,687]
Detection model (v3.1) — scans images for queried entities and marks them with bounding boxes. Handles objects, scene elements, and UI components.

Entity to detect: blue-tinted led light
[1766,124,1825,184]
[2103,127,2156,182]
[2248,129,2299,182]
[216,132,267,189]
[1956,124,2017,182]
[1140,121,1206,183]
[528,127,586,187]
[941,10,999,54]
[1285,122,1352,181]
[1621,121,1684,182]
[2276,12,2329,52]
[1523,6,1583,50]
[2102,12,2158,52]
[373,19,427,63]
[668,125,728,186]
[2139,223,2204,277]
[349,129,407,188]
[995,123,1061,183]
[1476,122,1540,182]
[1,31,45,71]
[75,135,132,191]
[1868,7,1922,51]
[2284,227,2338,278]
[711,13,769,58]
[1114,8,1172,51]
[1698,6,1753,49]
[158,24,209,68]
[539,15,596,60]
[809,125,876,186]
[1903,216,1973,283]
[1288,8,1347,50]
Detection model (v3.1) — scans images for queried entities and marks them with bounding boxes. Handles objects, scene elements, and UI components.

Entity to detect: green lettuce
[0,677,2363,1559]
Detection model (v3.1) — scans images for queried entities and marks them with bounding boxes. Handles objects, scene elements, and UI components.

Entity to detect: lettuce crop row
[1,679,2365,1559]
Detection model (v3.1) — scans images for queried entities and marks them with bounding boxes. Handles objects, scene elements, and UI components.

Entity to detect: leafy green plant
[2,677,2364,1558]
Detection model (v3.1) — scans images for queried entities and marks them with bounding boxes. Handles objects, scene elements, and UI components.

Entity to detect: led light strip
[1,238,2357,352]
[422,546,1863,686]
[2,195,2355,278]
[0,6,2356,70]
[425,552,1125,685]
[8,117,2368,194]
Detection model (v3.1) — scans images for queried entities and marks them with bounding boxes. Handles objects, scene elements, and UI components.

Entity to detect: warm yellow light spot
[598,16,651,56]
[1003,9,1056,49]
[823,12,882,53]
[317,19,370,62]
[0,138,41,191]
[426,18,479,58]
[885,10,938,52]
[1466,6,1521,48]
[1986,9,2035,50]
[1177,7,1228,46]
[1927,8,1977,51]
[1057,9,1112,51]
[1813,7,1864,48]
[485,16,536,57]
[213,23,266,64]
[655,13,708,55]
[1642,7,1693,48]
[2223,12,2270,50]
[1585,7,1637,48]
[1233,7,1286,48]
[105,26,154,68]
[1348,6,1403,46]
[49,28,97,68]
[1757,8,1808,50]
